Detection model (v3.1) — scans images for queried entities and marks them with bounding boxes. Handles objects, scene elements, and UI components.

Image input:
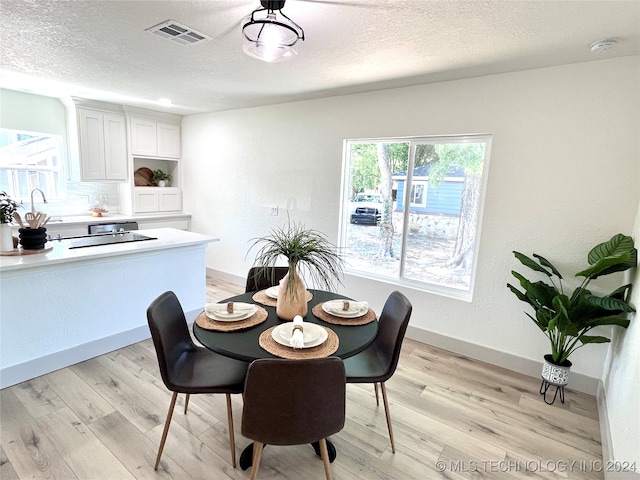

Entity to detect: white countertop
[0,228,218,272]
[36,213,190,226]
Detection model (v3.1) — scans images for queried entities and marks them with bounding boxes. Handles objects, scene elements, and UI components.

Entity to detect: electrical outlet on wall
[80,195,89,204]
[270,205,278,216]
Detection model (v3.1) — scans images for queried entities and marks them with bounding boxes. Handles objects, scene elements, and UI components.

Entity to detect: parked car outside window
[350,193,382,224]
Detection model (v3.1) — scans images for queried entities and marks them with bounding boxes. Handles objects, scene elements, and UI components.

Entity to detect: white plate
[322,300,368,318]
[272,322,328,348]
[205,303,256,322]
[265,286,279,299]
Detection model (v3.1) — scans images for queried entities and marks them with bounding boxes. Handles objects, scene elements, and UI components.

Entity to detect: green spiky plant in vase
[248,219,344,320]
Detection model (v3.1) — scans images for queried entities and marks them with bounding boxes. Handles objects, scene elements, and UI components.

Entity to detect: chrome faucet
[30,188,48,213]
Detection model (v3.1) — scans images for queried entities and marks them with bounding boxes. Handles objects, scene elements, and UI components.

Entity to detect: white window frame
[338,134,492,302]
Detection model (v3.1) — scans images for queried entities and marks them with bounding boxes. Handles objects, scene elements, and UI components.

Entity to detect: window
[0,128,66,201]
[410,182,427,207]
[339,135,491,301]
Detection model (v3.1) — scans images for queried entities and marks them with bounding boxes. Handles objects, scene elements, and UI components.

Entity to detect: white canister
[0,223,14,251]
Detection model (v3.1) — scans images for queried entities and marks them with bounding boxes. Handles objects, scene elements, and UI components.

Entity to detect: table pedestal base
[239,440,337,470]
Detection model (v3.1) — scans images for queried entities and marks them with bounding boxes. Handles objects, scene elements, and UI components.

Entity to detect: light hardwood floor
[1,278,603,479]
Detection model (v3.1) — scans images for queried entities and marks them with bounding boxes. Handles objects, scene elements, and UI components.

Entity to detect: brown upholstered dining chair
[244,266,289,293]
[146,291,249,469]
[241,357,346,480]
[342,291,412,453]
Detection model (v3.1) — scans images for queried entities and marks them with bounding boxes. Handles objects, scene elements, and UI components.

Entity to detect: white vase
[158,180,167,187]
[276,269,308,320]
[0,223,14,251]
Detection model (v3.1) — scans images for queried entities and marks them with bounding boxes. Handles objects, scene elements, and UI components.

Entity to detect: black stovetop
[68,232,157,249]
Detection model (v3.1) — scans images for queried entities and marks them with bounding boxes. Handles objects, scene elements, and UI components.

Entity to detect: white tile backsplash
[34,182,121,217]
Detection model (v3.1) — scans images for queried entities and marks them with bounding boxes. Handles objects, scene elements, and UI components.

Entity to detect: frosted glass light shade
[242,13,303,63]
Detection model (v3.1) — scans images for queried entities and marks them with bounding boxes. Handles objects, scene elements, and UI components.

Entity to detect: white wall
[0,88,67,135]
[182,56,639,387]
[602,201,640,467]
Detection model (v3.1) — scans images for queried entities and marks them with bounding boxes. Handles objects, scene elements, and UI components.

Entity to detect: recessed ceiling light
[590,38,617,54]
[158,98,172,106]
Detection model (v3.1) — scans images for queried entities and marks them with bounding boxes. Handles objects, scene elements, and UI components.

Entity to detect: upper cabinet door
[78,109,106,180]
[130,117,158,156]
[75,107,127,182]
[103,114,128,180]
[157,123,181,159]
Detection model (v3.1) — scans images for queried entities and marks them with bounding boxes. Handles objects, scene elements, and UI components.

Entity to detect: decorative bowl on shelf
[89,207,108,217]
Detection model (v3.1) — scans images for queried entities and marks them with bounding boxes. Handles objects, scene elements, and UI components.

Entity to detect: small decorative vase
[0,223,14,251]
[158,180,167,187]
[541,354,571,386]
[19,227,47,250]
[276,269,308,320]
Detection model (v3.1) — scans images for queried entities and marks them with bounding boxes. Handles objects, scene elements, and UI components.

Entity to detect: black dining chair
[241,357,346,480]
[342,290,412,453]
[244,266,289,293]
[146,291,249,469]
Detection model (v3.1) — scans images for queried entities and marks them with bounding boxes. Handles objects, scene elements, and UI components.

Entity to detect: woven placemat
[252,289,313,307]
[259,325,339,359]
[312,303,377,326]
[195,306,268,332]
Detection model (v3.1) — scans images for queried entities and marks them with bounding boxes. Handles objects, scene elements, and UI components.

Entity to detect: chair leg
[380,382,396,453]
[249,441,264,480]
[225,393,237,468]
[373,383,380,406]
[184,393,190,414]
[154,391,178,470]
[319,438,333,480]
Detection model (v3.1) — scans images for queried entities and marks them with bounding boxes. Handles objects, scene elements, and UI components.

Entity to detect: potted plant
[507,233,636,399]
[0,191,22,251]
[248,219,344,320]
[153,169,172,187]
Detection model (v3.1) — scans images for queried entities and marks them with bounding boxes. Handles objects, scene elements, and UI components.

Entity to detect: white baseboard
[406,324,600,395]
[598,382,614,478]
[597,383,640,480]
[0,308,201,389]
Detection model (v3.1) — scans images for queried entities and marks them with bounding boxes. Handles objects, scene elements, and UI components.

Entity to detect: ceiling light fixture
[242,0,305,63]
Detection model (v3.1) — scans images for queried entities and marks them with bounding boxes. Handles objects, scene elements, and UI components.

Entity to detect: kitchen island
[0,228,218,388]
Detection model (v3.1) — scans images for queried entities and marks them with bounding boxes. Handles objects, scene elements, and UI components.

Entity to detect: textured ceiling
[0,0,638,115]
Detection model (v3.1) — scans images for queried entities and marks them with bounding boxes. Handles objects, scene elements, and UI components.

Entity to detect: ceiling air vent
[146,20,211,46]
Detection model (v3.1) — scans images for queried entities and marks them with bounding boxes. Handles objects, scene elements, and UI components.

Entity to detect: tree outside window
[340,135,492,300]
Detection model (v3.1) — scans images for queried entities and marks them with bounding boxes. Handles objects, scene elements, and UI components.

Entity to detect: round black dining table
[192,289,378,470]
[193,289,378,362]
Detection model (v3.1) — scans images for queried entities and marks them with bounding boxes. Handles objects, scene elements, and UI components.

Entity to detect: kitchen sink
[67,232,157,249]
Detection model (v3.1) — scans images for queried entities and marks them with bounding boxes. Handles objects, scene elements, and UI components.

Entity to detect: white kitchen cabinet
[77,108,127,181]
[137,217,190,231]
[157,123,181,158]
[134,187,182,213]
[130,117,157,156]
[130,117,180,159]
[158,188,182,211]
